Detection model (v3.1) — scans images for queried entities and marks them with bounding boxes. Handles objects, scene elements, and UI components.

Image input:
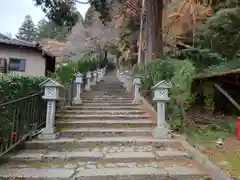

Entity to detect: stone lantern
[132,76,141,103]
[151,80,172,139]
[39,78,63,140]
[73,72,83,104]
[85,71,92,91]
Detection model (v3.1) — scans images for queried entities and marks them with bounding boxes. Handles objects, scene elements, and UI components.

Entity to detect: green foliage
[0,74,45,104]
[76,56,99,74]
[177,48,226,71]
[188,121,236,140]
[16,15,37,41]
[196,7,240,59]
[134,59,196,131]
[36,19,70,41]
[34,0,80,29]
[212,0,240,12]
[51,55,103,84]
[53,62,76,84]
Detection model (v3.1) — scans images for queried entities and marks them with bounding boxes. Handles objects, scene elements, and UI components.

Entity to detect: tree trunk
[104,50,108,60]
[116,53,121,69]
[150,0,163,59]
[137,0,146,65]
[144,0,153,63]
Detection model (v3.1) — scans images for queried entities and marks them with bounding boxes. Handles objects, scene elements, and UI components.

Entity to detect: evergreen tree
[16,15,37,41]
[36,19,70,41]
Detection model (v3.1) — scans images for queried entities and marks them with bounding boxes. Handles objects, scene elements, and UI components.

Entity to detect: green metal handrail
[0,92,46,156]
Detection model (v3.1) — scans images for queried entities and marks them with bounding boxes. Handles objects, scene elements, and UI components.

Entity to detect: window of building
[8,58,26,72]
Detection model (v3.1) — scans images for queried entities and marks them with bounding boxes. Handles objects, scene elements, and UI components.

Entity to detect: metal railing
[0,92,46,156]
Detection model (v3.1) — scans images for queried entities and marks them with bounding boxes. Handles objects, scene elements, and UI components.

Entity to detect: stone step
[71,103,138,107]
[0,164,208,180]
[2,148,189,163]
[55,114,151,120]
[25,137,182,150]
[82,90,129,93]
[80,103,139,106]
[56,120,155,128]
[104,151,190,163]
[57,110,146,115]
[91,86,125,88]
[82,100,133,103]
[0,168,74,180]
[89,89,127,92]
[82,94,132,97]
[81,97,133,100]
[68,106,139,110]
[59,127,153,138]
[73,167,207,180]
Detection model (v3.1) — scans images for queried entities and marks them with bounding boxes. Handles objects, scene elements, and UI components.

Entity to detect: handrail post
[152,80,172,139]
[132,76,141,103]
[39,78,62,140]
[85,71,92,91]
[73,72,83,104]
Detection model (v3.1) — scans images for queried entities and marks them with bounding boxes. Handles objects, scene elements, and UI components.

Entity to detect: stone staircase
[0,73,210,179]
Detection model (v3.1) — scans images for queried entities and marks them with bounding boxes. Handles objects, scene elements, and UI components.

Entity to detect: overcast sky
[0,0,90,37]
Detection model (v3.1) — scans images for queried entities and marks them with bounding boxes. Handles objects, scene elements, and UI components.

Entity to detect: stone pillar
[103,66,107,75]
[85,71,92,91]
[39,78,63,140]
[100,68,104,81]
[73,72,83,104]
[92,70,97,85]
[152,80,172,139]
[97,68,101,83]
[132,76,141,103]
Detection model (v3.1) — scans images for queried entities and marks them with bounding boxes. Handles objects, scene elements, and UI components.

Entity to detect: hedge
[0,74,46,104]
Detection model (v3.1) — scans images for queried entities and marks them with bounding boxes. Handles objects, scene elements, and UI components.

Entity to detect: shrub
[0,74,46,104]
[52,61,76,84]
[51,55,101,84]
[134,58,196,132]
[177,48,226,72]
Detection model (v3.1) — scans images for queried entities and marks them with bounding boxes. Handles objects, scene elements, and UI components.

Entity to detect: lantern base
[38,132,59,141]
[73,97,82,104]
[85,85,91,91]
[153,126,171,139]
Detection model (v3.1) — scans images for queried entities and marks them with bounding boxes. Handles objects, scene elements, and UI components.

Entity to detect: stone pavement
[0,72,211,180]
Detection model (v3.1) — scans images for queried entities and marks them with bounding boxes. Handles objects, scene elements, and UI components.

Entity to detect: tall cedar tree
[16,15,37,41]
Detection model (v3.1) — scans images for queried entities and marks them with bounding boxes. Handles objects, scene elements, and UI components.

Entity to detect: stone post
[97,68,101,83]
[73,72,83,104]
[132,76,141,103]
[39,78,63,140]
[152,80,172,139]
[100,68,104,81]
[103,66,106,75]
[85,71,92,91]
[92,70,97,85]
